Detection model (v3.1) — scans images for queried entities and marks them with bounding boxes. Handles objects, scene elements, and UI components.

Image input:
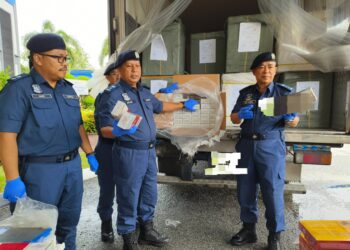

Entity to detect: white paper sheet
[70,79,89,96]
[199,39,216,64]
[238,22,261,52]
[296,81,320,110]
[150,80,168,94]
[222,84,250,115]
[150,34,168,61]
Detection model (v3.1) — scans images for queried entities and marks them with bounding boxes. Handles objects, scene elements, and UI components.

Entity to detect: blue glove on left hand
[283,112,297,122]
[159,82,179,93]
[3,177,26,203]
[87,154,99,173]
[112,120,138,137]
[183,99,199,112]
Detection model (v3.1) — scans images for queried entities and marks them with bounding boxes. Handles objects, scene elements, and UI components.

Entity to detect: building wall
[0,0,20,75]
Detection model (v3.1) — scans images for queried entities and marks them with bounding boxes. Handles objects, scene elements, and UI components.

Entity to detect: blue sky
[16,0,108,69]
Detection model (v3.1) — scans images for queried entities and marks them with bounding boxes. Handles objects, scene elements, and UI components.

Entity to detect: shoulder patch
[7,73,29,83]
[239,84,255,93]
[276,83,292,92]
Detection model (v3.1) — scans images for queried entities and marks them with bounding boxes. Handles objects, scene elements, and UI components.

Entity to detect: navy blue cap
[250,52,276,69]
[104,62,118,75]
[115,50,140,68]
[26,33,66,53]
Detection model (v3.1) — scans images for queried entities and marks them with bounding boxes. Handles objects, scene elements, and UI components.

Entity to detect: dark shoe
[123,231,140,250]
[230,223,257,246]
[266,232,282,250]
[139,220,169,247]
[101,219,114,243]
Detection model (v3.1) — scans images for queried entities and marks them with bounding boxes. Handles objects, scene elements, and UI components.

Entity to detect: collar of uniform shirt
[119,79,143,92]
[255,81,275,97]
[30,68,65,87]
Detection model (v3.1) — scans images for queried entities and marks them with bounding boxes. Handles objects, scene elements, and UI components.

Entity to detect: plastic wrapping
[155,77,224,156]
[88,0,192,97]
[258,0,350,72]
[0,197,58,247]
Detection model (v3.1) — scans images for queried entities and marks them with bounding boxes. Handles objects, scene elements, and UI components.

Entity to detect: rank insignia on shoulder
[277,83,293,92]
[9,73,28,82]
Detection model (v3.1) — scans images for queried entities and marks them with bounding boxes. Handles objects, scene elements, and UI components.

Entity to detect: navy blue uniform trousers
[236,131,286,233]
[112,144,158,235]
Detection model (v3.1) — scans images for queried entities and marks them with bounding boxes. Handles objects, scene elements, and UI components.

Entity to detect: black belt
[114,140,155,150]
[20,149,79,164]
[99,137,114,145]
[239,131,282,140]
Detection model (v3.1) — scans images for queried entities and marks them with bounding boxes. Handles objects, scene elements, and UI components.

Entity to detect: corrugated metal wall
[0,8,14,72]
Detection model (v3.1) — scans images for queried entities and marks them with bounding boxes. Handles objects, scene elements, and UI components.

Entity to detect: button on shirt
[232,82,292,135]
[0,69,82,156]
[99,80,163,142]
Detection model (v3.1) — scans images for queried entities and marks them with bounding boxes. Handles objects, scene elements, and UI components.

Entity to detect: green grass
[0,154,89,193]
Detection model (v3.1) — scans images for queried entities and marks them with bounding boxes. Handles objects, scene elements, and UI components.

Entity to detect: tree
[98,37,109,66]
[21,20,92,72]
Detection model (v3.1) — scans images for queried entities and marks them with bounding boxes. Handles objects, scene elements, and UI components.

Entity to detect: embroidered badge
[243,93,256,105]
[32,84,43,94]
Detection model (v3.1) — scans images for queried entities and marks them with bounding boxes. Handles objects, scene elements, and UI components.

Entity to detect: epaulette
[239,84,255,93]
[7,73,29,83]
[63,79,74,86]
[104,84,120,93]
[276,83,292,92]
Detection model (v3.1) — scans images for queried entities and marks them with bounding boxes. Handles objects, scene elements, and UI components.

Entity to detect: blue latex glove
[3,177,26,202]
[238,104,254,120]
[87,154,99,173]
[112,120,138,137]
[283,112,297,122]
[159,82,179,93]
[183,99,199,112]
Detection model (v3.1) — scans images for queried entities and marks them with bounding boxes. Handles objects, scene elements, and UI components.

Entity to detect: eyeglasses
[38,53,71,63]
[256,64,276,71]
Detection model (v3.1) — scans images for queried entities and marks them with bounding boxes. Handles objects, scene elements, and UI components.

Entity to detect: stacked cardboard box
[226,14,274,73]
[142,19,185,75]
[190,31,226,74]
[299,220,350,249]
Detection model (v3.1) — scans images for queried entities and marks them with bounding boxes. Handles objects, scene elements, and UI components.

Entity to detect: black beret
[250,52,276,70]
[115,50,140,68]
[26,33,66,53]
[104,62,118,75]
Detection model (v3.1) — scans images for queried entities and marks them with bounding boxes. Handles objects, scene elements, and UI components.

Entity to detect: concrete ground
[76,144,350,250]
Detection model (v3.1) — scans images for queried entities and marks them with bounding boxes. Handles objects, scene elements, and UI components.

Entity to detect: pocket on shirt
[31,98,57,128]
[63,97,82,128]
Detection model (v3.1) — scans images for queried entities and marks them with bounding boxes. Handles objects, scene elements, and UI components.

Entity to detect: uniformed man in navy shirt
[0,33,99,250]
[94,61,120,243]
[98,50,198,250]
[230,52,299,250]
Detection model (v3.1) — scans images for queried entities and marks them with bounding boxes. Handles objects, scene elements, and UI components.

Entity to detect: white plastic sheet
[258,0,350,72]
[156,77,224,156]
[88,0,192,97]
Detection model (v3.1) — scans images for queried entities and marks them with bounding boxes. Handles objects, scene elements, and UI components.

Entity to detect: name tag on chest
[63,94,79,100]
[31,94,53,99]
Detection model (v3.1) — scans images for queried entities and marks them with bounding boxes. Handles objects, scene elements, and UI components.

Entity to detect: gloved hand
[159,82,179,93]
[3,177,26,203]
[112,120,138,137]
[87,154,99,173]
[183,99,199,112]
[238,104,254,120]
[283,112,297,122]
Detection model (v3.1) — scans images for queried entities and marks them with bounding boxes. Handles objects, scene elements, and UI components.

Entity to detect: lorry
[106,0,350,193]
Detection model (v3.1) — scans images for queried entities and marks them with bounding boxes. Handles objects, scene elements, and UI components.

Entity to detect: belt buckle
[64,154,71,161]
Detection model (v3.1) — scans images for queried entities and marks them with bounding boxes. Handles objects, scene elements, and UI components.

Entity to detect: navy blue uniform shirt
[0,69,82,156]
[99,79,163,142]
[232,82,292,135]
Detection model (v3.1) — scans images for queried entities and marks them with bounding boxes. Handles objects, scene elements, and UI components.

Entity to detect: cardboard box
[190,31,226,74]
